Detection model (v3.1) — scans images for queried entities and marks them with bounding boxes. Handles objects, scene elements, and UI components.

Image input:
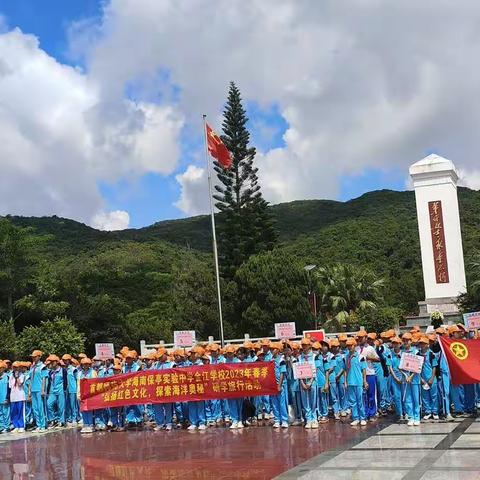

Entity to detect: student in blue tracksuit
[298,338,317,429]
[92,358,108,430]
[271,342,289,428]
[252,350,270,421]
[142,355,156,423]
[187,346,208,431]
[433,328,454,421]
[401,333,421,426]
[357,332,380,421]
[63,355,79,426]
[418,337,439,420]
[381,330,396,413]
[22,362,32,427]
[152,348,175,431]
[260,340,273,419]
[224,345,243,429]
[239,344,256,426]
[286,345,303,425]
[0,361,10,433]
[78,358,97,433]
[456,325,476,416]
[370,334,390,416]
[101,359,115,428]
[315,341,331,423]
[201,354,214,424]
[207,344,225,424]
[388,337,405,421]
[46,355,66,427]
[331,340,348,417]
[122,352,143,426]
[28,350,48,431]
[110,363,125,431]
[345,338,367,426]
[338,334,351,414]
[448,325,465,415]
[173,350,190,427]
[9,361,26,432]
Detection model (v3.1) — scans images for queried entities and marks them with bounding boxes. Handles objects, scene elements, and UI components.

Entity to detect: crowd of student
[0,323,476,434]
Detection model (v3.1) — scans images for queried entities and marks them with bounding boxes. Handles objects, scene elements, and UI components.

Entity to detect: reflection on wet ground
[277,418,480,479]
[0,420,385,480]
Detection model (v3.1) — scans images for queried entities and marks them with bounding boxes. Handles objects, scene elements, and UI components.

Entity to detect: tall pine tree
[213,82,277,278]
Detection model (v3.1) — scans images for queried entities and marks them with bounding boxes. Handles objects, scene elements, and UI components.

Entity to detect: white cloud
[175,166,209,215]
[91,210,130,231]
[78,0,480,214]
[459,169,480,190]
[0,27,184,228]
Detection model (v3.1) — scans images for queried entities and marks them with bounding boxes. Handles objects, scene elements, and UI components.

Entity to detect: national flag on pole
[206,123,232,170]
[439,336,480,385]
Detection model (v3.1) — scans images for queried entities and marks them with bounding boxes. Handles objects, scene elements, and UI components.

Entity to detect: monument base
[404,296,463,329]
[418,297,460,315]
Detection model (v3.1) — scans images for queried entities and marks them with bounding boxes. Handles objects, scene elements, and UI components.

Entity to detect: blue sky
[0,1,412,229]
[0,0,102,63]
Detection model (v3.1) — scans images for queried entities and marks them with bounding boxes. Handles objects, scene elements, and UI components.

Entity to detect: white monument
[409,154,467,320]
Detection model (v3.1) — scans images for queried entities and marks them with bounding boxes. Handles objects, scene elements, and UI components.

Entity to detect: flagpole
[203,114,225,347]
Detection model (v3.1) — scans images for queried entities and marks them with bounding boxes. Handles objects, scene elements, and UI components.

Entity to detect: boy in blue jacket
[0,361,10,433]
[345,338,367,426]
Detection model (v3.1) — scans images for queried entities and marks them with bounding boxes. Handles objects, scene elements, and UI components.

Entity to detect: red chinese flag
[439,336,480,385]
[206,123,232,169]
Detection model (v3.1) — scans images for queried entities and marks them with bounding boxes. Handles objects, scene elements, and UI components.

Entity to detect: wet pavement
[277,418,480,480]
[0,420,385,480]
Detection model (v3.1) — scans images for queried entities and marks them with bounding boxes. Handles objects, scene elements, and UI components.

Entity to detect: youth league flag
[439,336,480,385]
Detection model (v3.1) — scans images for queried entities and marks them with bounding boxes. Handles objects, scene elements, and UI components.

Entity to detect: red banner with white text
[80,362,277,411]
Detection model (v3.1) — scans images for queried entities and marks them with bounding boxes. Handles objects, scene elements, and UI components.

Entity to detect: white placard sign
[275,322,296,339]
[293,363,316,379]
[399,352,424,374]
[95,343,115,360]
[174,330,196,348]
[463,312,480,330]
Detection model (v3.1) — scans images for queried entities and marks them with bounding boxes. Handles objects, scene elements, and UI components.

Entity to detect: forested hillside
[2,187,479,354]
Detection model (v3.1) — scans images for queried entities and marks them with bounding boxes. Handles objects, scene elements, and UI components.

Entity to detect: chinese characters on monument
[428,200,449,284]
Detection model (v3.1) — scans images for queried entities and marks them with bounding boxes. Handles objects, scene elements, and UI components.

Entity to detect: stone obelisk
[409,154,467,322]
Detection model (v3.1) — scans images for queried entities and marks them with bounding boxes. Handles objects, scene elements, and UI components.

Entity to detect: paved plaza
[278,418,480,479]
[1,418,480,479]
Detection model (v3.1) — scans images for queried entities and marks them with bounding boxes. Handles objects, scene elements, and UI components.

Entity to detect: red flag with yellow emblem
[206,123,232,169]
[439,336,480,385]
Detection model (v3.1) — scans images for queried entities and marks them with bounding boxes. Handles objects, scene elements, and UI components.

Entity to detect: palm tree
[315,264,384,331]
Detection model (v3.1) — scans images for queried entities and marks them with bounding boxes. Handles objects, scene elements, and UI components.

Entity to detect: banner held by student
[80,361,277,411]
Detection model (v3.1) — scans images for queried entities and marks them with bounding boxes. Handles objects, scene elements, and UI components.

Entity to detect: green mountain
[3,188,480,324]
[8,187,480,259]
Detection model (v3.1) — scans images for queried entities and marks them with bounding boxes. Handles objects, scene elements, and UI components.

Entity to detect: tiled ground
[3,419,480,479]
[277,418,480,480]
[0,420,385,479]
